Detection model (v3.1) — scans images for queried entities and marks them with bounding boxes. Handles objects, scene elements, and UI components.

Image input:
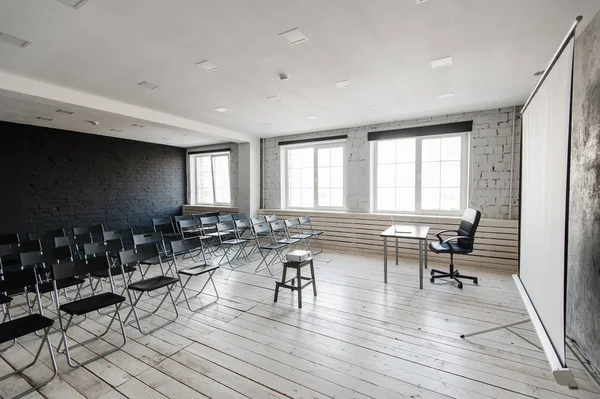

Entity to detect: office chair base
[430,269,478,289]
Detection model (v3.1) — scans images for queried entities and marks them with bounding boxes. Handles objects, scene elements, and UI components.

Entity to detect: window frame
[188,151,232,206]
[372,132,470,216]
[281,140,347,211]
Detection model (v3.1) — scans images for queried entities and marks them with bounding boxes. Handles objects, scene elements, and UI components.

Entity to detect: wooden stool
[273,257,317,308]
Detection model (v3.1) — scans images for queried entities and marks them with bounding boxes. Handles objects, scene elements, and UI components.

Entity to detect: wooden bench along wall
[182,205,239,215]
[258,209,519,273]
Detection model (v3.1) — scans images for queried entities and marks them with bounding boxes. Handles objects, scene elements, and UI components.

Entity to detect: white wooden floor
[2,249,599,399]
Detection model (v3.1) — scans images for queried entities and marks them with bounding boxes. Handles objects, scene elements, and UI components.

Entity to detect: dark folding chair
[119,245,180,334]
[52,257,127,368]
[284,218,311,251]
[0,268,57,398]
[133,232,172,272]
[84,239,134,295]
[28,229,66,250]
[152,217,179,241]
[216,222,248,267]
[252,223,286,275]
[265,214,277,223]
[173,215,193,237]
[270,221,300,252]
[0,233,19,245]
[178,219,204,239]
[298,216,323,254]
[73,224,105,243]
[170,238,219,312]
[0,240,41,274]
[54,234,93,260]
[429,208,481,289]
[231,213,246,221]
[200,216,229,255]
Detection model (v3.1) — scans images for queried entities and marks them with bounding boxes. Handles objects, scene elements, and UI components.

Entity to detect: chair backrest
[178,219,199,229]
[118,245,160,267]
[103,228,133,241]
[72,224,104,236]
[235,219,250,230]
[173,215,192,222]
[218,215,233,223]
[54,234,93,249]
[216,222,234,233]
[20,246,73,268]
[252,222,270,236]
[52,257,109,282]
[457,208,481,250]
[28,229,66,249]
[284,218,300,228]
[250,216,266,225]
[200,216,218,226]
[205,212,220,217]
[231,213,246,220]
[0,268,39,293]
[298,216,312,226]
[170,237,203,254]
[133,231,164,247]
[152,217,175,234]
[83,239,124,257]
[270,221,286,234]
[0,240,41,257]
[0,233,19,245]
[265,215,277,223]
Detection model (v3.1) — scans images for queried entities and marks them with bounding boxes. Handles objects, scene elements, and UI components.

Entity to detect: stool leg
[297,266,302,308]
[310,260,317,296]
[274,266,287,303]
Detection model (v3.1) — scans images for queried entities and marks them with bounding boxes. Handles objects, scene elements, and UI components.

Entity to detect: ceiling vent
[36,116,53,121]
[0,31,31,48]
[56,0,90,10]
[430,56,453,68]
[279,28,308,45]
[334,80,351,88]
[56,109,74,115]
[131,123,145,128]
[266,95,282,102]
[137,81,159,90]
[109,128,122,132]
[195,60,220,72]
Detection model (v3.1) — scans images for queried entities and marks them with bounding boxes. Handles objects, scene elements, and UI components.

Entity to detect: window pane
[318,189,330,207]
[289,150,302,168]
[395,163,415,187]
[331,188,343,207]
[301,188,314,208]
[378,164,395,188]
[300,149,313,168]
[330,167,343,188]
[396,138,416,163]
[318,167,330,188]
[396,188,415,211]
[318,148,330,167]
[440,188,460,210]
[289,188,301,207]
[301,169,313,187]
[421,162,441,187]
[378,141,396,164]
[377,188,395,211]
[289,169,301,188]
[331,147,344,167]
[422,138,441,162]
[195,155,214,204]
[440,161,461,187]
[441,136,462,161]
[422,188,440,210]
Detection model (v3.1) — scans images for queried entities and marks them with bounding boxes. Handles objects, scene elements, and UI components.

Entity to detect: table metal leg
[424,238,428,269]
[419,240,424,289]
[395,237,398,265]
[384,237,388,284]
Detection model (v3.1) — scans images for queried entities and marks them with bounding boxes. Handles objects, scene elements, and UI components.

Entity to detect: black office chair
[429,208,481,289]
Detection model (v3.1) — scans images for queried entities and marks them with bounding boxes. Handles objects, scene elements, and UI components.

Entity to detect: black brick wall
[0,121,186,236]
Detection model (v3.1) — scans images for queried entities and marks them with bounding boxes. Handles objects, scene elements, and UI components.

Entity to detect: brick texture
[262,106,521,219]
[0,121,186,235]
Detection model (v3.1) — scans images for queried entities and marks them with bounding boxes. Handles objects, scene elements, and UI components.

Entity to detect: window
[189,152,231,205]
[283,142,345,209]
[373,133,469,214]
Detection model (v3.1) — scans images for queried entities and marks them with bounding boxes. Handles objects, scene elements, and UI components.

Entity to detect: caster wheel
[474,279,478,285]
[458,283,463,289]
[430,278,435,283]
[455,271,460,276]
[430,270,434,276]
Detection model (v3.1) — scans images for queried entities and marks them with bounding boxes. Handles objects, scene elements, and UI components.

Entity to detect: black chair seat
[207,232,230,237]
[0,294,11,305]
[304,230,323,236]
[260,243,286,250]
[222,238,246,245]
[38,277,85,294]
[290,234,311,240]
[91,265,136,278]
[60,292,125,315]
[429,242,470,254]
[128,276,179,292]
[0,314,53,344]
[179,264,219,276]
[278,238,299,245]
[140,253,172,265]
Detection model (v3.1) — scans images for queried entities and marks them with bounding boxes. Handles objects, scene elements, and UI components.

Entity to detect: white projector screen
[520,37,574,368]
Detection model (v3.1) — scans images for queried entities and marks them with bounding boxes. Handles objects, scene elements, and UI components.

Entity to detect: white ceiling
[0,0,598,147]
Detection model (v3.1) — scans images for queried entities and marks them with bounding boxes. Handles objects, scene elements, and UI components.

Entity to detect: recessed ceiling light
[364,105,377,109]
[86,120,99,126]
[279,28,308,45]
[137,81,159,90]
[0,30,31,48]
[56,109,74,115]
[131,123,145,128]
[430,56,453,68]
[195,60,220,72]
[36,116,53,122]
[266,95,283,102]
[438,92,454,99]
[261,122,273,126]
[214,107,228,113]
[334,80,351,88]
[416,0,430,4]
[307,116,318,120]
[56,0,90,9]
[109,128,122,132]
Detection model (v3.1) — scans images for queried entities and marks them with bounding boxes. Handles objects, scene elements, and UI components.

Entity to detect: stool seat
[273,257,317,308]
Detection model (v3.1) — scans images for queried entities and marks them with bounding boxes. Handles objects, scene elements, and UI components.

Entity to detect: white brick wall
[261,106,521,219]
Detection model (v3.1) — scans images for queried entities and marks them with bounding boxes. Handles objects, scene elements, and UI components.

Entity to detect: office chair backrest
[457,208,481,250]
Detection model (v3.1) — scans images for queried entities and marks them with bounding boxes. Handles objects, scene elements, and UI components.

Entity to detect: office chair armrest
[441,236,473,250]
[434,229,459,242]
